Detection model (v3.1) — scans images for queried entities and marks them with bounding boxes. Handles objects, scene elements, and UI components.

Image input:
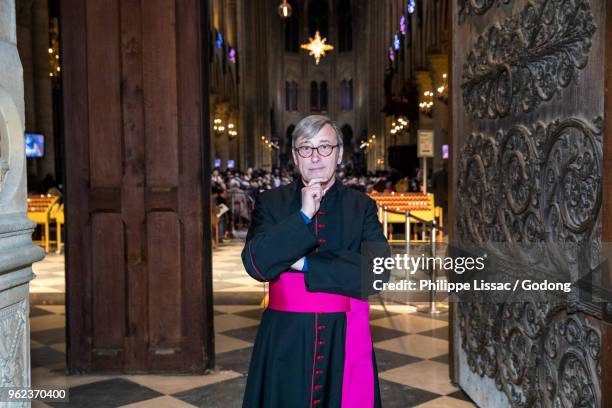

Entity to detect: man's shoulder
[256,181,298,206]
[338,183,376,209]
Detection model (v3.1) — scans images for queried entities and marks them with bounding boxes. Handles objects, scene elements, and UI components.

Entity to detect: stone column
[31,0,54,179]
[0,0,46,404]
[238,0,269,169]
[16,0,35,130]
[16,0,38,181]
[415,70,433,130]
[365,0,385,173]
[429,53,449,168]
[415,70,433,188]
[227,111,239,168]
[212,101,230,170]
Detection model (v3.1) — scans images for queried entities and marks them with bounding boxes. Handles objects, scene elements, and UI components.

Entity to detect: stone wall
[0,0,46,404]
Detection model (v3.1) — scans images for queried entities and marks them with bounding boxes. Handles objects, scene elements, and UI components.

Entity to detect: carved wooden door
[451,0,610,406]
[61,0,214,372]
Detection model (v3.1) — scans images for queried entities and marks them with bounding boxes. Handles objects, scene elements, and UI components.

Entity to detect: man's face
[292,124,343,184]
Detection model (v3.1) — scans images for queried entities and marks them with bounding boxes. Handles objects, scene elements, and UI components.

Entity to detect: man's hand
[301,178,326,218]
[290,257,306,271]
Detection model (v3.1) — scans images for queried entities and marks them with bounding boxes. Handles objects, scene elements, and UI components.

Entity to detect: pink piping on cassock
[310,313,319,408]
[248,241,267,281]
[314,213,319,252]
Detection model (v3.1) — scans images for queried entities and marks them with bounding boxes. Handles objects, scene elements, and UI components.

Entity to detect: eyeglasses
[295,144,340,158]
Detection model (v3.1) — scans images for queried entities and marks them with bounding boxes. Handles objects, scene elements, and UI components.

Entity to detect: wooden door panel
[147,212,182,348]
[62,0,212,373]
[451,0,609,406]
[142,0,179,187]
[86,0,122,188]
[119,0,148,374]
[91,213,125,349]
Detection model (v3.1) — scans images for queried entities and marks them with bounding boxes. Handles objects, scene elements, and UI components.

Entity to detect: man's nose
[310,151,321,162]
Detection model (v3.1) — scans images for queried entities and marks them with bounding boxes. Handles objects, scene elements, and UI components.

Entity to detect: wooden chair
[434,206,444,241]
[369,192,436,243]
[51,203,64,253]
[27,195,60,253]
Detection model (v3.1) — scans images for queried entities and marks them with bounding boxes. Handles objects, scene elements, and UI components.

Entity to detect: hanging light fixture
[278,0,292,18]
[436,73,449,103]
[301,31,334,65]
[419,91,434,116]
[390,117,409,135]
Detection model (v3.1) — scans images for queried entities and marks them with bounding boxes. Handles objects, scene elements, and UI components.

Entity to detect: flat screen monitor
[25,133,44,158]
[227,160,235,169]
[442,144,449,160]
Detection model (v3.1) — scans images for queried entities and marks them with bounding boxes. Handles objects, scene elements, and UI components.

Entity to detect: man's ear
[337,144,344,165]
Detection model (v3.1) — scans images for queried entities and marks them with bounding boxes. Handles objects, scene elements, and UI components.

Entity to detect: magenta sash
[268,272,374,408]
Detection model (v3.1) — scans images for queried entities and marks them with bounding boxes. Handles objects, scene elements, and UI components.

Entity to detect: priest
[241,115,391,408]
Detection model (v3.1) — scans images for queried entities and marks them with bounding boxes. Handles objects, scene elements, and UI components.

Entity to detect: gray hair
[292,115,344,148]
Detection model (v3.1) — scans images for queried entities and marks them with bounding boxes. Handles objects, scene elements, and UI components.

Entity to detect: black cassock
[241,179,391,408]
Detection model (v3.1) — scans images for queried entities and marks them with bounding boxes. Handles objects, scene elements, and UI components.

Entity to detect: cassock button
[313,400,321,405]
[315,369,323,375]
[317,325,326,331]
[317,238,326,244]
[314,385,322,391]
[318,223,326,228]
[316,355,324,361]
[318,340,325,345]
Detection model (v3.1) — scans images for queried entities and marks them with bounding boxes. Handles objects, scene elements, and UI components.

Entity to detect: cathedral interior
[0,0,611,407]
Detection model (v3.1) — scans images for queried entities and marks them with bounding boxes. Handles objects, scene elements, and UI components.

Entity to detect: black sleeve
[304,199,392,299]
[241,194,318,282]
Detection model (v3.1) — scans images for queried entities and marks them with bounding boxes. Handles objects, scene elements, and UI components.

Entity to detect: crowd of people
[211,164,448,242]
[212,167,388,197]
[211,167,387,241]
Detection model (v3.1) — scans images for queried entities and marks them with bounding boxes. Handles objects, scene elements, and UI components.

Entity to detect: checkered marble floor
[29,239,476,407]
[31,252,65,293]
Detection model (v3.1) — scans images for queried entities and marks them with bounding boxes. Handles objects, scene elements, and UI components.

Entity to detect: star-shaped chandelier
[300,31,334,65]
